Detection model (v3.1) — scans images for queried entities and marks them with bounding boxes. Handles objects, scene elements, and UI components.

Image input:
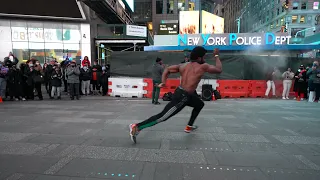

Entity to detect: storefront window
[292,15,298,23]
[45,43,64,63]
[44,22,63,43]
[12,42,29,62]
[0,20,12,59]
[27,22,44,43]
[29,42,45,63]
[63,43,81,61]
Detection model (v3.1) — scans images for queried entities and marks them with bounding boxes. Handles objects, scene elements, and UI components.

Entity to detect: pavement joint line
[246,123,257,129]
[43,155,74,175]
[283,128,300,136]
[79,129,93,136]
[5,173,23,180]
[55,145,79,158]
[294,155,320,170]
[36,144,60,156]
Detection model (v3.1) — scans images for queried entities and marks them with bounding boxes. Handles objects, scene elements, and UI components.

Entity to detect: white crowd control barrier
[108,77,147,98]
[196,79,219,95]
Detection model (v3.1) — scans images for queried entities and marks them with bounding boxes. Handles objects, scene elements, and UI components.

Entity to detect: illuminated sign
[177,33,292,46]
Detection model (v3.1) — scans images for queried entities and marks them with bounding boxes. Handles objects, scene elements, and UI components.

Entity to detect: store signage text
[178,33,292,46]
[11,27,80,42]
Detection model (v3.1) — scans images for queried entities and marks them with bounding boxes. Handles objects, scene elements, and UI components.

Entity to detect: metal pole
[133,43,136,51]
[237,19,240,33]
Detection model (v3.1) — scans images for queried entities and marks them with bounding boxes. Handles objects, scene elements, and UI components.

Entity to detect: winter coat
[51,70,63,87]
[80,68,92,81]
[66,65,80,83]
[99,70,110,85]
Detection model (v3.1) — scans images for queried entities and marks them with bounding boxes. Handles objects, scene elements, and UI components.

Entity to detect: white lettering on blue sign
[177,33,291,46]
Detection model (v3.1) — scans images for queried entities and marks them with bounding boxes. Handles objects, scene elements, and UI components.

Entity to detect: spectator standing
[151,57,164,104]
[281,67,294,100]
[82,56,91,67]
[67,60,81,100]
[307,61,320,102]
[50,65,63,100]
[294,65,307,100]
[0,61,8,100]
[80,63,92,95]
[91,60,102,95]
[100,66,110,96]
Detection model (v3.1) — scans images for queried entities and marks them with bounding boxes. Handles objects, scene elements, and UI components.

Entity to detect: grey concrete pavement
[0,97,320,180]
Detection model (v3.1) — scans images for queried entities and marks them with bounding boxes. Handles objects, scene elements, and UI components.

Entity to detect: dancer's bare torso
[179,63,206,93]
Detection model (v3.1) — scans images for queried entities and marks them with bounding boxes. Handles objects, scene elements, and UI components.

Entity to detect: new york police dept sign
[177,33,292,46]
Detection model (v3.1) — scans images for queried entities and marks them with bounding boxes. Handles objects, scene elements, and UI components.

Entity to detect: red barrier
[249,80,267,98]
[143,78,180,98]
[217,80,250,98]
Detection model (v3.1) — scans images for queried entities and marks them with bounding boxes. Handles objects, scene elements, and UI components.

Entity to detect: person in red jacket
[81,56,91,67]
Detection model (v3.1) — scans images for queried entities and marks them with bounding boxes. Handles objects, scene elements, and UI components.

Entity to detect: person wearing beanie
[151,57,164,105]
[129,47,222,143]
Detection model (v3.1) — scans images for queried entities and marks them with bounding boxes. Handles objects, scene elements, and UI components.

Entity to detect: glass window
[301,2,307,9]
[313,2,319,9]
[292,15,298,23]
[44,22,63,43]
[292,2,299,9]
[167,0,174,14]
[27,22,44,43]
[29,42,45,63]
[11,21,28,42]
[280,18,284,25]
[0,20,13,59]
[300,16,305,23]
[45,43,64,63]
[156,0,163,14]
[277,8,280,15]
[12,42,29,62]
[63,43,81,61]
[62,23,81,44]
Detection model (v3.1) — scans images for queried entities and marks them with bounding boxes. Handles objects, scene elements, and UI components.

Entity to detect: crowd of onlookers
[265,60,320,102]
[0,53,110,101]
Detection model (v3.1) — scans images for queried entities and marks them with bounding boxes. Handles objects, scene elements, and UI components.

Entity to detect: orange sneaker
[184,125,198,133]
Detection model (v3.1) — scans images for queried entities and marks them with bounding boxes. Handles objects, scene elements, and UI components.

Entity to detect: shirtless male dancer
[129,46,222,143]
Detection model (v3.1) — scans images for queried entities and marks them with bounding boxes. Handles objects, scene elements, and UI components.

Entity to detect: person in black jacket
[7,65,25,101]
[100,66,110,96]
[45,59,55,97]
[80,63,92,95]
[294,65,308,100]
[50,65,63,100]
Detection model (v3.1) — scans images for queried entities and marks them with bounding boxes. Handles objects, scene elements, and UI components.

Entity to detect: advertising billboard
[126,25,147,37]
[201,10,224,34]
[179,11,199,34]
[158,23,179,35]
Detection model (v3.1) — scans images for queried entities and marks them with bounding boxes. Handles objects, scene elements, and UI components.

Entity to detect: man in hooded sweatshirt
[152,58,164,105]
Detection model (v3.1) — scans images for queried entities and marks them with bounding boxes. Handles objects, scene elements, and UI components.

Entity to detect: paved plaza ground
[0,97,320,180]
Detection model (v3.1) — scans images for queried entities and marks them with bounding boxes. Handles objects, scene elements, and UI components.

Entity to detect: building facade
[134,0,218,35]
[223,0,320,39]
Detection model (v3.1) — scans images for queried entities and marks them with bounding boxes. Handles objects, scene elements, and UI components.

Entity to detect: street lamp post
[236,10,246,33]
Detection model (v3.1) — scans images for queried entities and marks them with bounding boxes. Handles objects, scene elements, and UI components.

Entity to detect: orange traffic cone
[212,94,216,101]
[0,96,3,103]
